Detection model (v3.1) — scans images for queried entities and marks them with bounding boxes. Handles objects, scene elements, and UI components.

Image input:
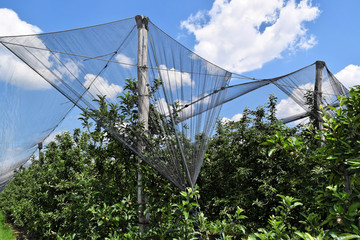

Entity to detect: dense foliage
[198,95,322,230]
[1,83,360,239]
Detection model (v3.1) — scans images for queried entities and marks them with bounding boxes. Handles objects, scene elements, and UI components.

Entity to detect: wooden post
[135,15,150,233]
[38,142,44,165]
[314,61,325,130]
[38,142,43,155]
[314,62,352,193]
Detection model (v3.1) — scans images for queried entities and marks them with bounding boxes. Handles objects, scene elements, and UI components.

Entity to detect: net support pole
[135,15,150,233]
[38,142,43,155]
[314,60,325,131]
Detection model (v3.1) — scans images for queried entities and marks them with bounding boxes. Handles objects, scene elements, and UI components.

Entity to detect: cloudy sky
[1,0,360,126]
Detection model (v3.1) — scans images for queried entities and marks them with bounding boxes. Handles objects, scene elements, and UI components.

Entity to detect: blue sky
[1,0,360,130]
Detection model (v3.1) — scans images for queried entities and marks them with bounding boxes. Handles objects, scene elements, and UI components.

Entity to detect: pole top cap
[135,15,149,30]
[315,60,326,68]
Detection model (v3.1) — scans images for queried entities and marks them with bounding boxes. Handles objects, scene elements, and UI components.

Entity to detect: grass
[0,211,15,240]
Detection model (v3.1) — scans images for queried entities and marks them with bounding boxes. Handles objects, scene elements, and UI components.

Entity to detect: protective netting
[181,61,349,124]
[0,16,350,190]
[271,62,349,123]
[0,17,230,189]
[0,45,75,190]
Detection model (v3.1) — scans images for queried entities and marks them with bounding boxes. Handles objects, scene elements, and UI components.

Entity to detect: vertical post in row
[38,142,43,156]
[135,15,150,233]
[314,60,325,131]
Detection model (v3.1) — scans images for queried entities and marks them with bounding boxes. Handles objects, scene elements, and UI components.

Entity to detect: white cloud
[275,82,313,124]
[221,113,243,123]
[276,97,309,125]
[159,64,194,89]
[335,64,360,89]
[295,34,317,50]
[192,94,211,105]
[0,9,83,90]
[155,91,221,121]
[276,97,306,119]
[155,98,194,120]
[155,98,171,116]
[115,53,134,69]
[0,9,52,89]
[56,59,82,81]
[84,73,123,100]
[181,0,320,73]
[231,113,243,122]
[0,51,51,89]
[0,8,41,36]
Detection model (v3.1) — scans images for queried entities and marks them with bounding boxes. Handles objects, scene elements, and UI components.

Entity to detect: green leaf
[295,231,314,240]
[183,211,189,220]
[348,201,360,217]
[337,234,360,240]
[268,148,277,157]
[180,191,188,198]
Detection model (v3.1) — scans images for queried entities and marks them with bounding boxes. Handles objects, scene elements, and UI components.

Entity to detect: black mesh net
[0,17,231,189]
[271,62,349,122]
[0,16,350,189]
[0,45,74,189]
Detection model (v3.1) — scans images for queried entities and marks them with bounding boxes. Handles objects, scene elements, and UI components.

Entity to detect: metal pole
[135,15,150,233]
